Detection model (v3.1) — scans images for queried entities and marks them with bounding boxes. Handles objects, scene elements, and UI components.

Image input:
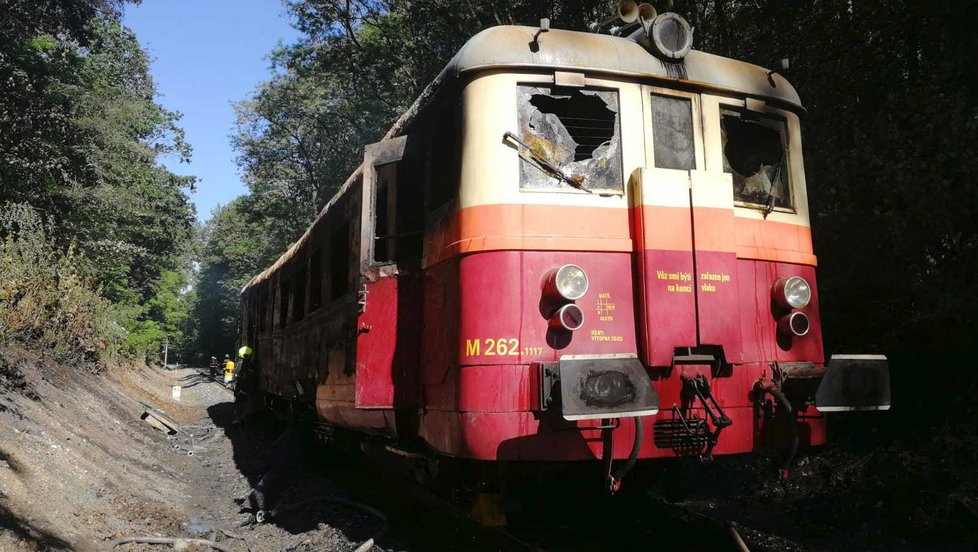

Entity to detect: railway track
[252,423,798,552]
[204,366,800,551]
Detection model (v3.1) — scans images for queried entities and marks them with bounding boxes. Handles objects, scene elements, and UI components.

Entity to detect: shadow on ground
[206,402,389,545]
[0,503,71,551]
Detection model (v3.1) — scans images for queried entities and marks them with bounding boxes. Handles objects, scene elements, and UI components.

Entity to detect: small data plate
[559,354,659,421]
[816,354,891,412]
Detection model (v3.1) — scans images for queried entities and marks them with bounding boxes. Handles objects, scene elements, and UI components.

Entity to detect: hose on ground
[271,495,388,552]
[760,384,799,474]
[729,522,752,552]
[110,536,234,551]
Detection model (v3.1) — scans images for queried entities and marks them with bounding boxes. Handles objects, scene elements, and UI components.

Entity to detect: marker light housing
[543,264,589,301]
[779,312,811,337]
[773,276,812,310]
[550,304,585,332]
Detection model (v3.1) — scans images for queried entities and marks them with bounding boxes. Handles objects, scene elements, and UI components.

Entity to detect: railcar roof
[242,25,802,293]
[450,26,802,109]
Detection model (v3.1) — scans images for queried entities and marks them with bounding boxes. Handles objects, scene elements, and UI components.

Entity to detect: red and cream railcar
[239,10,889,489]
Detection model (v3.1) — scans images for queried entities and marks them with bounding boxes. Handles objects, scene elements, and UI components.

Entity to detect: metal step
[672,353,716,365]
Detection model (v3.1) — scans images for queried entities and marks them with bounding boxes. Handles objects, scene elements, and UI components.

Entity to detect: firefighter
[223,354,235,385]
[234,345,253,378]
[208,356,219,379]
[233,344,259,424]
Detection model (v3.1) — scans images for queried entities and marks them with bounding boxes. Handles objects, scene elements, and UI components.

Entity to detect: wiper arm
[763,164,783,218]
[503,131,591,193]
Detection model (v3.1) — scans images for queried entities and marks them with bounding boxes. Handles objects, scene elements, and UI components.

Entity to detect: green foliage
[189,198,283,360]
[0,0,196,364]
[0,204,124,366]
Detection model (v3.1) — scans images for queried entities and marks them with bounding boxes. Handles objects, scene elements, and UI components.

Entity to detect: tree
[0,1,198,362]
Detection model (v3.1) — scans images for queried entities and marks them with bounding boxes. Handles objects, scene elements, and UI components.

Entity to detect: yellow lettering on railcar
[465,338,529,356]
[596,292,616,322]
[590,329,624,342]
[656,271,692,282]
[700,272,731,283]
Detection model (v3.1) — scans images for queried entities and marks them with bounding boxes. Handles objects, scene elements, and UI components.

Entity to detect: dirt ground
[0,346,521,552]
[2,343,977,552]
[0,346,392,552]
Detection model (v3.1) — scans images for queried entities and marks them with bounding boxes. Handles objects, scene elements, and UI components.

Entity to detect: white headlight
[774,276,811,309]
[552,264,589,301]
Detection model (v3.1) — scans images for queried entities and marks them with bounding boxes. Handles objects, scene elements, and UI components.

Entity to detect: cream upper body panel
[459,72,811,229]
[460,72,642,210]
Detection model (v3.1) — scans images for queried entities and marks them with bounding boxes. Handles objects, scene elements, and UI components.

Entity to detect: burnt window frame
[329,221,351,300]
[360,134,424,279]
[292,261,307,322]
[257,282,268,334]
[277,274,291,328]
[718,106,794,212]
[309,248,323,312]
[644,86,705,174]
[515,83,625,195]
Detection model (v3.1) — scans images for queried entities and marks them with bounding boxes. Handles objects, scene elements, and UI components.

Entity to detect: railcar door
[355,136,424,427]
[632,87,740,367]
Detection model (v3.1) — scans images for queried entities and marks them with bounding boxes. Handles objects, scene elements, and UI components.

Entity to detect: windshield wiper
[503,131,591,193]
[763,164,784,218]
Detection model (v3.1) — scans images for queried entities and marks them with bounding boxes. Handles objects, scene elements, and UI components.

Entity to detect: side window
[374,163,396,263]
[278,277,290,328]
[329,222,349,299]
[651,94,696,170]
[309,249,323,311]
[517,86,623,193]
[258,283,268,333]
[720,109,791,209]
[362,135,423,269]
[293,266,306,322]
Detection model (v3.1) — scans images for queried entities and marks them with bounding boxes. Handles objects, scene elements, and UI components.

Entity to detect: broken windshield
[720,110,791,209]
[517,86,623,193]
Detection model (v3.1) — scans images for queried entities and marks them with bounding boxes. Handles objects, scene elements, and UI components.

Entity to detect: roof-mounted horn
[589,0,640,35]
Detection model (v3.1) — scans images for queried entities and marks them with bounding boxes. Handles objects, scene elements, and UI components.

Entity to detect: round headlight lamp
[648,12,694,60]
[544,264,589,301]
[773,276,811,310]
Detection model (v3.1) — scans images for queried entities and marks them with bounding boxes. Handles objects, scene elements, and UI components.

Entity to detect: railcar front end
[238,8,890,498]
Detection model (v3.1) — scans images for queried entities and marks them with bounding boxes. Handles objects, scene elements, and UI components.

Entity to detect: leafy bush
[0,203,125,365]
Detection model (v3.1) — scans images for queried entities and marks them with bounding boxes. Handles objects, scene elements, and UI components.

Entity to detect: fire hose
[755,380,799,479]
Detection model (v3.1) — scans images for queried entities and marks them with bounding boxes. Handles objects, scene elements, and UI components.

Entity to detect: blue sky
[124,0,301,222]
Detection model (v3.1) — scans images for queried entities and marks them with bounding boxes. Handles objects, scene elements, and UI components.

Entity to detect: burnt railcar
[239,3,889,495]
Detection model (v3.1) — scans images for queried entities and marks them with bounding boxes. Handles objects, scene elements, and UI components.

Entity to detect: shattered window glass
[518,86,623,193]
[720,109,791,209]
[651,94,696,171]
